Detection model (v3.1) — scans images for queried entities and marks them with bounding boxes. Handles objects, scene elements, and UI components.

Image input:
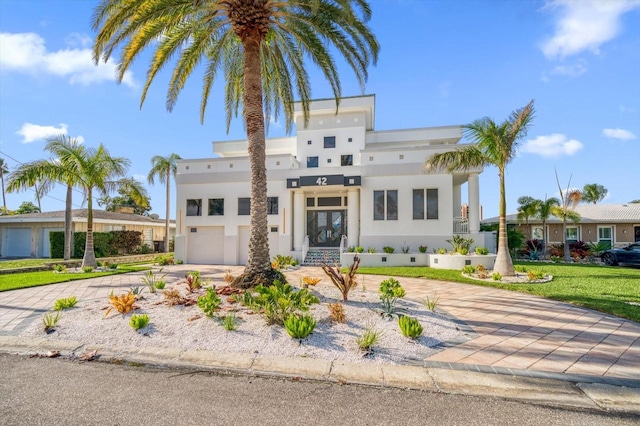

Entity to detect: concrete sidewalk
[1,264,639,414]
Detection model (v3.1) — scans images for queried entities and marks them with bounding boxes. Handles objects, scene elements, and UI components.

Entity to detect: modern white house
[174,95,493,265]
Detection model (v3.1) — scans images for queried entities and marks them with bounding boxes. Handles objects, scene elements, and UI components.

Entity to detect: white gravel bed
[20,283,464,365]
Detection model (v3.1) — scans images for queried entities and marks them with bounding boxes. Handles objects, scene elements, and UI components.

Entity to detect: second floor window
[324,136,336,148]
[341,154,353,166]
[208,198,224,216]
[307,156,318,168]
[238,197,279,215]
[186,199,202,216]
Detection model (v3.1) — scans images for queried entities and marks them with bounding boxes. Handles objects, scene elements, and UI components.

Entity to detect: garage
[1,228,32,257]
[186,226,224,264]
[238,226,280,265]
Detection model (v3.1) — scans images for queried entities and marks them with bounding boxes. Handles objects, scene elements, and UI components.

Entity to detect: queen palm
[7,141,147,268]
[425,101,535,277]
[148,154,181,253]
[537,195,560,256]
[92,0,379,287]
[582,183,607,204]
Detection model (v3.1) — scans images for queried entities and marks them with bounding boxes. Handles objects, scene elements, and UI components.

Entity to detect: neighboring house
[175,95,492,265]
[0,209,176,258]
[482,203,640,249]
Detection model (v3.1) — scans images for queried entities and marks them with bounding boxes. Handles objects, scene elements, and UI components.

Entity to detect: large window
[598,226,613,249]
[341,154,353,166]
[412,188,438,220]
[307,156,318,168]
[374,190,398,220]
[324,136,336,148]
[186,199,202,216]
[238,197,279,215]
[208,198,224,216]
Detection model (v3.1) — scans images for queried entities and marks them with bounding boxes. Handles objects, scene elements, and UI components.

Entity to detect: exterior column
[452,183,461,218]
[468,173,480,233]
[293,190,305,251]
[347,189,360,248]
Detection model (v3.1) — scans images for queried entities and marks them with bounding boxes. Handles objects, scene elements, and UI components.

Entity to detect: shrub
[423,294,439,312]
[284,314,316,339]
[527,269,546,281]
[476,264,486,272]
[436,247,448,254]
[301,276,321,288]
[220,313,238,331]
[82,266,93,273]
[321,255,360,301]
[140,268,167,294]
[418,245,428,253]
[155,254,175,265]
[43,312,61,332]
[347,246,355,253]
[492,272,502,281]
[446,235,475,254]
[129,286,144,297]
[398,316,423,339]
[108,263,118,269]
[105,291,139,317]
[129,314,150,330]
[475,247,489,255]
[273,254,294,269]
[520,239,543,259]
[176,259,184,265]
[458,248,469,255]
[328,303,346,323]
[375,278,406,319]
[197,287,221,317]
[185,271,202,292]
[241,280,320,325]
[109,230,143,255]
[53,264,66,273]
[155,280,166,290]
[367,247,376,253]
[355,246,364,253]
[356,325,380,352]
[401,245,410,254]
[462,265,476,274]
[54,296,77,311]
[514,265,527,273]
[383,246,395,253]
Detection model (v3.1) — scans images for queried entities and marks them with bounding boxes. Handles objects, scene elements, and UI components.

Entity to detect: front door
[307,210,346,247]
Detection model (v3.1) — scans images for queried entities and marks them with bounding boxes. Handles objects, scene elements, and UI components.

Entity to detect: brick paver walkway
[1,265,638,381]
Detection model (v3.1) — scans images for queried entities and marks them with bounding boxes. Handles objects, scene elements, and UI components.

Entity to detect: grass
[0,259,65,269]
[358,262,640,323]
[0,265,148,292]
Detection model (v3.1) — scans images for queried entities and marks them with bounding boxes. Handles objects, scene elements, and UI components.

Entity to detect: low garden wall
[429,253,496,270]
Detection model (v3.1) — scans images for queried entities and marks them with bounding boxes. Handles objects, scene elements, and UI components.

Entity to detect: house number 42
[316,177,328,186]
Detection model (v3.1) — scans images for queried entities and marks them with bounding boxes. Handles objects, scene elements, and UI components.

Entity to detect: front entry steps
[302,249,341,266]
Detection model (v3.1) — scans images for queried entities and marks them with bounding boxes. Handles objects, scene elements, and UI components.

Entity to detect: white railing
[340,235,348,253]
[302,235,309,264]
[453,217,469,234]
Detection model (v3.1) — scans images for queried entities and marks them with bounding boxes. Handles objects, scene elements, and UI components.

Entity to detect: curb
[1,336,638,415]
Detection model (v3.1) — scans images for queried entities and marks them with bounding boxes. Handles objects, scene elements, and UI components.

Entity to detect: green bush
[475,247,489,255]
[284,314,316,339]
[220,313,238,331]
[109,230,143,255]
[129,314,150,330]
[197,287,221,317]
[375,278,406,319]
[356,326,380,352]
[462,265,476,274]
[398,315,423,339]
[241,280,320,325]
[492,272,502,281]
[383,246,395,254]
[418,245,428,253]
[53,264,67,273]
[53,296,77,311]
[355,246,364,253]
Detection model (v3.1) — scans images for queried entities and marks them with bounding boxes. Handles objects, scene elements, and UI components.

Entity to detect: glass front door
[307,210,346,247]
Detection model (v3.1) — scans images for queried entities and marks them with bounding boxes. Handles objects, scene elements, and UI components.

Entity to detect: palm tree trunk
[542,220,547,257]
[82,188,97,268]
[64,185,72,260]
[562,217,571,262]
[493,169,515,276]
[1,173,6,209]
[164,168,170,253]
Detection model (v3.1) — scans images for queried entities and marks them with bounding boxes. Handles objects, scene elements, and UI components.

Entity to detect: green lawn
[0,259,65,269]
[0,265,148,292]
[358,262,640,323]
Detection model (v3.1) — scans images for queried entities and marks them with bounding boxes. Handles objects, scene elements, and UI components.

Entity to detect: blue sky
[1,0,639,220]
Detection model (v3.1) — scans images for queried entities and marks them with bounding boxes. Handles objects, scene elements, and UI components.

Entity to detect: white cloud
[602,128,637,140]
[15,123,76,144]
[0,32,135,88]
[541,0,640,59]
[550,60,587,77]
[521,133,584,158]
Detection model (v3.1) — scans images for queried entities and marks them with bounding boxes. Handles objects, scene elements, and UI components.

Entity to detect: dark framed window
[267,197,278,215]
[412,189,438,220]
[208,198,224,216]
[307,156,318,168]
[374,190,398,221]
[318,197,341,207]
[324,136,336,148]
[412,189,425,220]
[426,189,438,219]
[238,198,250,215]
[341,154,353,166]
[306,197,315,207]
[186,199,202,216]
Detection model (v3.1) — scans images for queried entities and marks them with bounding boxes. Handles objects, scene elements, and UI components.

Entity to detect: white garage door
[2,228,32,257]
[238,226,280,265]
[187,226,224,264]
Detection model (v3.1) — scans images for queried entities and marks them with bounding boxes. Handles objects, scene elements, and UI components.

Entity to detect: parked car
[601,243,640,266]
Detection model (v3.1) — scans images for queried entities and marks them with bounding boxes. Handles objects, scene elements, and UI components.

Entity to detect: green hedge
[49,230,143,259]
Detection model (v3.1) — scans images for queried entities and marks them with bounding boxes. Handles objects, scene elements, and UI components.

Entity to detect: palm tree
[582,183,607,204]
[516,196,541,240]
[148,154,181,253]
[0,158,9,209]
[92,0,379,288]
[537,195,560,256]
[425,100,535,276]
[7,141,146,267]
[552,171,582,261]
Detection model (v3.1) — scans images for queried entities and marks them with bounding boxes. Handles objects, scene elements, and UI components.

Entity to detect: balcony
[453,217,469,234]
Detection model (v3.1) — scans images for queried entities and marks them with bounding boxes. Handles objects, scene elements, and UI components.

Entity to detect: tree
[630,199,640,204]
[15,201,40,214]
[537,195,560,255]
[424,100,535,277]
[98,178,151,215]
[8,142,146,267]
[0,158,8,209]
[516,196,541,240]
[92,0,379,288]
[552,171,582,262]
[581,183,608,204]
[148,154,181,253]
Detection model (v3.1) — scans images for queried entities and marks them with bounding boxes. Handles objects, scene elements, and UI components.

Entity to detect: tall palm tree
[582,183,607,204]
[537,195,560,256]
[92,0,379,288]
[552,171,582,262]
[516,196,541,240]
[425,100,535,276]
[7,142,146,267]
[0,158,8,209]
[148,153,181,253]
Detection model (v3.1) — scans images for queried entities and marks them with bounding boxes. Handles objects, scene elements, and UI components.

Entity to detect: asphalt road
[0,354,637,425]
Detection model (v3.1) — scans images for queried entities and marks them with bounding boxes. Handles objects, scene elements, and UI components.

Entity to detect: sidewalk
[1,264,639,414]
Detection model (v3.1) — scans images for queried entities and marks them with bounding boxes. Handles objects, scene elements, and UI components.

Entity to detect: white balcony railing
[453,217,469,234]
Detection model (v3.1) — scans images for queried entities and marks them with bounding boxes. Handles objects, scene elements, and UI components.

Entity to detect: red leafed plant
[321,255,360,301]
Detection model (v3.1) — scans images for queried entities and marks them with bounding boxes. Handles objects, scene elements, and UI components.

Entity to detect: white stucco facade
[174,95,490,265]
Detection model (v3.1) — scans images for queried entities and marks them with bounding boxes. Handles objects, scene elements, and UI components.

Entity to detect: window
[307,156,318,168]
[238,197,278,215]
[307,140,312,145]
[324,136,336,148]
[348,138,353,142]
[532,227,544,241]
[412,189,438,220]
[208,198,224,216]
[186,199,202,216]
[566,226,579,242]
[598,226,613,249]
[307,197,315,207]
[318,197,341,207]
[374,190,398,220]
[341,155,353,166]
[238,198,251,215]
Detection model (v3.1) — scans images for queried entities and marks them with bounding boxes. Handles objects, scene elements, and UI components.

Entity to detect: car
[601,243,640,266]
